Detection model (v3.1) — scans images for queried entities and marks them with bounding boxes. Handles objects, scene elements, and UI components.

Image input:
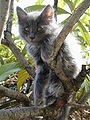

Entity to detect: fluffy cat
[17,5,82,107]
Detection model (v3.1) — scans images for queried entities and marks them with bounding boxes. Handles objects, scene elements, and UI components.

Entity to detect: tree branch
[1,0,35,79]
[0,106,57,120]
[53,0,58,21]
[49,0,90,61]
[47,0,90,90]
[69,89,90,116]
[0,0,11,39]
[0,100,19,109]
[0,102,90,120]
[1,35,35,78]
[66,103,90,110]
[6,0,13,33]
[0,86,30,106]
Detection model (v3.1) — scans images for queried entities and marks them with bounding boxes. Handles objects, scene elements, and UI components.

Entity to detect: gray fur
[17,5,82,107]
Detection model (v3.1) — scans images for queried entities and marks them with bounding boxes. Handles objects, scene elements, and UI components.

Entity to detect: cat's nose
[29,33,35,40]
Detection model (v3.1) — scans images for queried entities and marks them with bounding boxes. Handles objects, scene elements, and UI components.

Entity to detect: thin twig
[0,0,11,38]
[66,103,90,110]
[68,87,90,115]
[53,0,58,21]
[6,0,14,32]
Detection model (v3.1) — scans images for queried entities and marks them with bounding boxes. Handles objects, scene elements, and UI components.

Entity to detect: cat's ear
[16,7,27,22]
[41,5,54,21]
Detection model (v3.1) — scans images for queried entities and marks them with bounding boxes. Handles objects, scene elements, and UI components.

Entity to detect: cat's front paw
[34,94,44,108]
[45,95,56,106]
[34,88,44,108]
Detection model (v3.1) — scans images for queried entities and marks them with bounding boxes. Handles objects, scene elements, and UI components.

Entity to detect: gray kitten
[17,5,82,107]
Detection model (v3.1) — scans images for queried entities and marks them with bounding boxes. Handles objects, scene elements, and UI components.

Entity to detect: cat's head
[17,5,57,44]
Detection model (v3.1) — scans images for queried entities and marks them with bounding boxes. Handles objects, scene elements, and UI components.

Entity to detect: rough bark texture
[53,0,58,21]
[0,102,90,120]
[0,86,30,106]
[0,106,57,120]
[0,0,11,39]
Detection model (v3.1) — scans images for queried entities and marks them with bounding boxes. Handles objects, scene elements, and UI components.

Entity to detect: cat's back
[58,31,83,78]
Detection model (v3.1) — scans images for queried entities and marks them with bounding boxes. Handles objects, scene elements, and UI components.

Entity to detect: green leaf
[80,12,90,29]
[35,0,44,5]
[81,79,90,92]
[64,0,74,12]
[81,14,90,22]
[85,78,90,90]
[72,23,79,31]
[85,12,90,17]
[25,5,45,12]
[73,0,80,8]
[0,56,4,65]
[76,87,85,99]
[58,8,71,14]
[58,0,65,8]
[0,62,22,81]
[85,8,90,17]
[78,21,90,45]
[73,0,84,8]
[22,45,27,56]
[17,70,29,90]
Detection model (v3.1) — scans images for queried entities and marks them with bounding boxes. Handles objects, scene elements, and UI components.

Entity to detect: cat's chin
[24,39,37,44]
[27,39,41,44]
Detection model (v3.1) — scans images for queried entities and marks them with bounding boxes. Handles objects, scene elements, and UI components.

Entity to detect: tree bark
[0,0,11,39]
[0,102,90,120]
[0,86,30,106]
[0,106,57,120]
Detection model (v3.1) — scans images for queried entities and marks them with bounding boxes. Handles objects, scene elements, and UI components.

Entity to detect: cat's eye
[37,26,43,31]
[24,27,29,32]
